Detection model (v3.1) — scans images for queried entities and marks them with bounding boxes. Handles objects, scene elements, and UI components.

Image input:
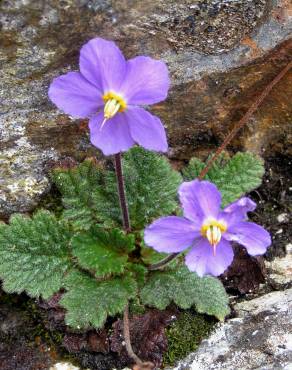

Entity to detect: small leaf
[183,152,264,206]
[52,159,107,230]
[71,228,135,277]
[0,210,72,299]
[140,266,230,321]
[60,270,137,329]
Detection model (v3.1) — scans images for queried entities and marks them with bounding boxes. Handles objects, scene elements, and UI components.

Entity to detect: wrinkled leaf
[0,211,72,299]
[183,152,264,206]
[140,266,230,321]
[60,270,137,329]
[71,227,135,277]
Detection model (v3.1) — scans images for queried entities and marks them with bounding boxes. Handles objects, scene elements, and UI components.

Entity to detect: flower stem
[148,252,179,270]
[198,60,292,180]
[123,303,143,366]
[114,153,131,232]
[114,153,151,368]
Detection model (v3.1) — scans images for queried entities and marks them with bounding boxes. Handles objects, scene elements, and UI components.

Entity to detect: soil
[0,153,291,370]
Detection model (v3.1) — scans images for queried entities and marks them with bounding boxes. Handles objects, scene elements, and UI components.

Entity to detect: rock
[0,0,291,217]
[277,213,289,223]
[170,288,292,370]
[50,363,81,370]
[266,243,292,288]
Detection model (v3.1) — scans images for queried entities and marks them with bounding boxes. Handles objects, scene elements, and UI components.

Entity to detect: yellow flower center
[201,219,227,255]
[103,91,127,118]
[100,92,127,130]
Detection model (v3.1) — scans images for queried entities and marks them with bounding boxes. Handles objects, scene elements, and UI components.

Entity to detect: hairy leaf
[0,210,72,299]
[122,147,182,228]
[101,147,182,229]
[183,152,264,206]
[60,270,137,329]
[140,266,230,321]
[127,263,148,289]
[71,228,135,277]
[52,148,182,230]
[51,159,106,230]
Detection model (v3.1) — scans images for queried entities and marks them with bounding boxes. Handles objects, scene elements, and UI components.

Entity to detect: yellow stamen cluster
[103,91,127,118]
[201,219,227,254]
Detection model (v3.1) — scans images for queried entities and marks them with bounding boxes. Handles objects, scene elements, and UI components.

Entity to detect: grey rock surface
[266,243,292,288]
[0,0,291,217]
[50,362,82,370]
[170,288,292,370]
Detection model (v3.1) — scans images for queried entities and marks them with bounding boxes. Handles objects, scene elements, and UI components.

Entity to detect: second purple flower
[144,180,271,277]
[49,37,170,156]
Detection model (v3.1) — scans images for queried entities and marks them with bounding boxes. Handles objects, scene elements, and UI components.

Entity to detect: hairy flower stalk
[114,153,131,232]
[198,60,292,180]
[114,155,153,368]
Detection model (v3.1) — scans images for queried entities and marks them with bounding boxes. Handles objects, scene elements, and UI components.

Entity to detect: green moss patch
[163,310,216,367]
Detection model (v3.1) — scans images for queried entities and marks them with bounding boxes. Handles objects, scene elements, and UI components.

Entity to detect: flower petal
[125,107,168,152]
[220,197,256,227]
[144,216,200,253]
[79,37,126,92]
[185,238,234,277]
[224,221,271,256]
[119,56,170,105]
[48,72,103,118]
[89,112,134,155]
[178,180,221,225]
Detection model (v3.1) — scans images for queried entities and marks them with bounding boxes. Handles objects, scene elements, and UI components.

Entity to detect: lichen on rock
[170,288,292,370]
[0,0,291,218]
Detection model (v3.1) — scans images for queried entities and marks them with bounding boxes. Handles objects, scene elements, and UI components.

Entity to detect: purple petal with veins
[48,37,170,156]
[144,180,271,277]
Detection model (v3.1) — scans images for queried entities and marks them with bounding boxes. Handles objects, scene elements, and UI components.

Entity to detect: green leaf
[106,147,182,229]
[182,157,206,181]
[60,270,137,329]
[140,266,230,321]
[52,148,182,230]
[127,263,148,289]
[0,210,72,299]
[183,152,264,206]
[71,228,135,277]
[51,159,106,230]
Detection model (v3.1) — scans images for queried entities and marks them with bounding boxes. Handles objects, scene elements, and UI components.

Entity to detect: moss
[163,310,216,367]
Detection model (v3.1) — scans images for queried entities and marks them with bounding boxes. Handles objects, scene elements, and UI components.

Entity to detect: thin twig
[114,153,131,232]
[198,60,292,180]
[148,252,179,270]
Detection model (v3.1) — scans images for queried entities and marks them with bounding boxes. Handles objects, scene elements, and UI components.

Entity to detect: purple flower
[144,180,271,277]
[48,37,170,155]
